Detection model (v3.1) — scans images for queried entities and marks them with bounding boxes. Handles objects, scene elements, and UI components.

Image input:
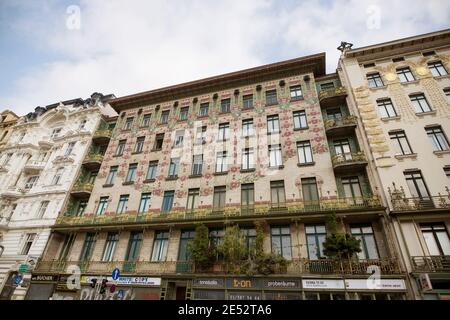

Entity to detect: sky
[0,0,449,116]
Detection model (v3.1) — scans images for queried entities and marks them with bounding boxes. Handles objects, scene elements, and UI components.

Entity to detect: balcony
[92,128,113,144]
[389,186,450,212]
[55,195,382,227]
[82,152,103,169]
[35,257,401,276]
[411,256,450,273]
[331,152,368,173]
[0,215,11,230]
[0,186,24,199]
[23,160,46,174]
[324,115,357,136]
[71,181,94,198]
[38,135,54,149]
[318,86,347,106]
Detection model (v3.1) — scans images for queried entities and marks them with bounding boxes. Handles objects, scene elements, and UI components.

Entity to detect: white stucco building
[0,93,117,299]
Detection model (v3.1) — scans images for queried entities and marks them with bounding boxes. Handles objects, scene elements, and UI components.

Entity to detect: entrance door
[176,286,187,300]
[0,273,17,300]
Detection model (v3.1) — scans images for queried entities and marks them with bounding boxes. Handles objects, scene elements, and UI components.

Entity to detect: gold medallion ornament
[415,66,429,76]
[385,73,397,82]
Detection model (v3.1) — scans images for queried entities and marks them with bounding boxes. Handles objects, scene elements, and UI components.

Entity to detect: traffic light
[90,278,97,288]
[100,279,108,294]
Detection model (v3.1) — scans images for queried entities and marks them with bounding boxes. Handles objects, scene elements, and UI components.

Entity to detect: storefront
[414,273,450,300]
[25,274,58,300]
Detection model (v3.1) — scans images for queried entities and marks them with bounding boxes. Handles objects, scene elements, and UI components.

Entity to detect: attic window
[422,51,436,57]
[392,57,405,62]
[363,63,375,68]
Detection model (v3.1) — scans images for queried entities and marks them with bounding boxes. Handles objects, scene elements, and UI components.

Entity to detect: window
[320,82,335,90]
[195,126,207,145]
[141,114,151,127]
[79,233,96,261]
[220,99,231,113]
[115,140,126,156]
[96,196,109,215]
[267,115,280,134]
[209,229,225,247]
[186,188,200,212]
[76,200,88,216]
[241,183,254,211]
[138,193,151,214]
[265,90,277,105]
[396,67,415,82]
[293,110,307,129]
[377,98,397,118]
[160,110,170,124]
[51,128,62,139]
[146,161,158,180]
[297,141,313,164]
[116,194,129,214]
[125,231,143,262]
[444,88,450,102]
[268,144,282,167]
[123,117,133,130]
[290,85,302,100]
[213,186,226,211]
[106,166,118,185]
[422,51,436,57]
[270,181,286,208]
[334,139,352,160]
[367,73,384,88]
[389,131,413,155]
[302,178,319,203]
[125,163,138,183]
[161,191,174,211]
[102,233,119,262]
[192,155,203,176]
[168,158,180,178]
[218,123,230,141]
[88,171,98,184]
[426,126,449,151]
[351,225,379,260]
[420,224,450,256]
[151,231,169,261]
[3,153,12,165]
[242,148,254,170]
[17,131,26,142]
[445,167,450,184]
[58,234,75,261]
[21,233,36,255]
[134,136,145,153]
[36,201,49,218]
[199,103,209,117]
[326,108,342,120]
[306,225,327,260]
[154,133,164,150]
[179,107,189,121]
[341,177,363,201]
[215,151,228,173]
[410,94,432,113]
[243,94,253,109]
[405,171,430,199]
[242,228,256,250]
[25,176,38,189]
[178,230,195,261]
[242,119,254,137]
[65,142,75,156]
[428,61,448,77]
[173,130,184,148]
[52,168,63,185]
[271,226,292,259]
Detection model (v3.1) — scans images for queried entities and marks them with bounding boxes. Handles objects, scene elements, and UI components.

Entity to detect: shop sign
[302,279,345,290]
[31,274,58,282]
[262,279,300,289]
[344,279,406,290]
[81,276,161,286]
[228,292,262,300]
[419,274,433,292]
[193,290,226,300]
[226,278,260,289]
[192,279,225,288]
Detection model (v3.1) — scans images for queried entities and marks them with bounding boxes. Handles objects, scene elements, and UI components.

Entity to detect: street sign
[14,274,23,285]
[117,289,124,299]
[112,268,120,281]
[18,264,28,273]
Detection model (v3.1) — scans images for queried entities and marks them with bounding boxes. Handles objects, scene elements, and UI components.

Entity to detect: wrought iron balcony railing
[324,115,357,132]
[71,181,94,196]
[411,256,450,273]
[388,185,450,212]
[82,152,104,168]
[331,152,368,170]
[318,86,347,102]
[35,257,401,276]
[57,196,382,227]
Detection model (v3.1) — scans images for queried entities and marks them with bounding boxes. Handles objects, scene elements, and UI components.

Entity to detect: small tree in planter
[322,213,361,260]
[217,225,247,274]
[187,224,216,272]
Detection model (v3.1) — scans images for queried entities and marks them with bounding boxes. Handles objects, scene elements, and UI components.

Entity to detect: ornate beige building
[339,29,450,299]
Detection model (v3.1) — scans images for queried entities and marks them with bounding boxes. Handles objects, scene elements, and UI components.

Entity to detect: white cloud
[1,0,449,115]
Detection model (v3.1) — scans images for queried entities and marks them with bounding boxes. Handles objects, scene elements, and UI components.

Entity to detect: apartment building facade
[0,93,116,300]
[338,29,450,300]
[33,54,409,300]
